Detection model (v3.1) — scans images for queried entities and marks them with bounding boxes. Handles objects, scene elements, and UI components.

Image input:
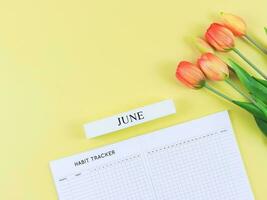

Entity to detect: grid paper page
[146,130,253,200]
[56,154,155,200]
[50,111,254,200]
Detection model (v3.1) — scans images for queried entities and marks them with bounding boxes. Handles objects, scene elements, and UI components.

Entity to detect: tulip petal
[176,61,205,89]
[206,32,225,51]
[205,23,235,51]
[220,12,247,36]
[198,53,229,81]
[208,25,234,49]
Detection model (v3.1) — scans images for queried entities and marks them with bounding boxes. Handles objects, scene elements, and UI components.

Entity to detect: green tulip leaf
[265,27,267,35]
[233,101,267,136]
[254,116,267,137]
[228,59,267,104]
[252,76,267,88]
[232,100,267,136]
[232,100,267,121]
[251,94,267,118]
[228,59,251,84]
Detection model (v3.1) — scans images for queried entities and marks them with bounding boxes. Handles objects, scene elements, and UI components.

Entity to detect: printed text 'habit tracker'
[74,150,115,167]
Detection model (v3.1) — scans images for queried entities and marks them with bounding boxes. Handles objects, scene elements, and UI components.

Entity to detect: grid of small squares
[57,154,155,200]
[146,130,253,200]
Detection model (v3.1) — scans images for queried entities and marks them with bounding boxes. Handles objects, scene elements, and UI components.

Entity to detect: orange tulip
[205,23,267,79]
[220,12,246,37]
[176,61,205,89]
[220,13,267,55]
[197,53,229,81]
[175,61,235,107]
[205,23,235,51]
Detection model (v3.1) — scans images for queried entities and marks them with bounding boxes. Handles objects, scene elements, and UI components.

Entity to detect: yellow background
[0,0,267,199]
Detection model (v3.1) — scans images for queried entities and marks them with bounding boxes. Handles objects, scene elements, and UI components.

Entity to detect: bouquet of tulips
[176,13,267,137]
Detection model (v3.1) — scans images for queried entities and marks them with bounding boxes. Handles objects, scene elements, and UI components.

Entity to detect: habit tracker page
[50,111,254,200]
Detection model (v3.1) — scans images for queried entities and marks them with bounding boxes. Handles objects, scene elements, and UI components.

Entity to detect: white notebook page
[50,111,254,200]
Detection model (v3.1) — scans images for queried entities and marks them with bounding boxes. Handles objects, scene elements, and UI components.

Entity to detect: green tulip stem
[204,84,233,103]
[243,34,267,54]
[232,47,267,80]
[224,78,254,103]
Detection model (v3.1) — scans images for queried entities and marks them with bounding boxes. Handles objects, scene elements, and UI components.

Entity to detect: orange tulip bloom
[197,53,229,81]
[176,61,205,89]
[220,12,246,37]
[205,23,235,51]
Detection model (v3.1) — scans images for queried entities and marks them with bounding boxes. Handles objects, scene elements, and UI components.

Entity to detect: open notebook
[50,111,254,200]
